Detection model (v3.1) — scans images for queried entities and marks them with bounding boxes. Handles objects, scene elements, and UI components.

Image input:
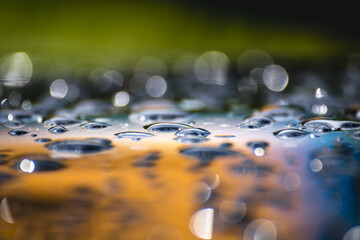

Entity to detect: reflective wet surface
[1,101,359,240]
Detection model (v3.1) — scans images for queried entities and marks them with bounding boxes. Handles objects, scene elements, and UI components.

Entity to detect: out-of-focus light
[283,172,301,191]
[244,219,277,240]
[194,51,229,85]
[7,113,14,121]
[310,159,323,172]
[315,88,327,99]
[113,91,130,107]
[146,75,167,97]
[189,182,211,203]
[263,65,289,92]
[312,104,328,115]
[0,52,33,87]
[219,200,246,223]
[189,208,214,239]
[50,79,68,99]
[21,99,32,110]
[343,226,360,240]
[8,91,21,107]
[0,198,14,224]
[66,84,80,102]
[254,147,265,156]
[19,159,35,173]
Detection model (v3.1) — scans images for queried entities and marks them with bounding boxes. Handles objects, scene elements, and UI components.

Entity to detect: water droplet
[180,146,238,162]
[144,122,192,133]
[30,134,37,137]
[48,126,69,134]
[43,117,82,127]
[243,116,273,126]
[114,131,154,141]
[273,129,310,140]
[314,125,332,134]
[34,138,52,143]
[229,160,272,177]
[0,171,14,184]
[13,158,65,173]
[8,129,29,136]
[46,139,113,154]
[175,128,210,138]
[80,122,111,130]
[133,152,161,167]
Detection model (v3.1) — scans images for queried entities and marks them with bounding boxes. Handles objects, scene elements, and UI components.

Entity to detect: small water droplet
[114,131,154,141]
[8,129,29,136]
[219,142,232,149]
[46,139,113,154]
[273,129,310,140]
[48,126,69,134]
[34,138,52,143]
[144,122,192,133]
[80,122,111,130]
[30,134,37,137]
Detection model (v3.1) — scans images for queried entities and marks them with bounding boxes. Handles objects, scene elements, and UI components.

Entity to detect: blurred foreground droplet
[0,52,33,87]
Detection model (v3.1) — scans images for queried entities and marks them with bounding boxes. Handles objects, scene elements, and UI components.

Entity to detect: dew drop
[273,129,310,140]
[8,129,29,136]
[48,126,69,134]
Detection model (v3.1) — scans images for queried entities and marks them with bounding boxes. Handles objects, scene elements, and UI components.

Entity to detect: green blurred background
[1,0,359,68]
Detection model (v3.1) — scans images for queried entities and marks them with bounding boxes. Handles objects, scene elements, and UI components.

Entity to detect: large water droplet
[180,146,238,162]
[175,128,210,138]
[8,129,29,136]
[46,139,113,154]
[80,122,111,130]
[144,122,192,133]
[114,131,154,141]
[48,126,69,134]
[273,129,310,140]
